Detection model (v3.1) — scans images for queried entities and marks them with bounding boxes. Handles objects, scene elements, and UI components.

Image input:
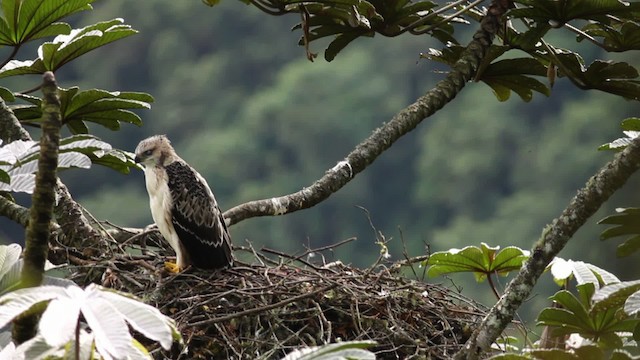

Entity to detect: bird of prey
[134,135,233,272]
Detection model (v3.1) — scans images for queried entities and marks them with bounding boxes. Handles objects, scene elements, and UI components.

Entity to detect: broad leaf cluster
[0,0,151,193]
[0,136,137,194]
[536,283,639,353]
[425,242,529,283]
[0,282,181,360]
[219,0,640,102]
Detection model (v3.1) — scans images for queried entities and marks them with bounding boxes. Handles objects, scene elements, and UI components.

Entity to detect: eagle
[134,135,233,272]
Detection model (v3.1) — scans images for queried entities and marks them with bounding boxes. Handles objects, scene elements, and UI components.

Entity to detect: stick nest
[63,236,486,360]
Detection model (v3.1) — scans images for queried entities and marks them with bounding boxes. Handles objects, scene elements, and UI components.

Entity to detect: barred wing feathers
[165,161,232,269]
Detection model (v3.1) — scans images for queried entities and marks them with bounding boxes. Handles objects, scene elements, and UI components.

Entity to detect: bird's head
[134,135,177,168]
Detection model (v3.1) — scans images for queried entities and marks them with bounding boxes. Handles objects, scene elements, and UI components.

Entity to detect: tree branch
[0,98,31,143]
[13,72,62,344]
[223,0,510,226]
[0,195,29,227]
[453,137,640,360]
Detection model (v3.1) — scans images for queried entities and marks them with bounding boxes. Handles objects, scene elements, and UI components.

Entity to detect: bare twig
[189,284,338,327]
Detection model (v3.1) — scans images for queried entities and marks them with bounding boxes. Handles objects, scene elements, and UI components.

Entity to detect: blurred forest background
[1,0,639,321]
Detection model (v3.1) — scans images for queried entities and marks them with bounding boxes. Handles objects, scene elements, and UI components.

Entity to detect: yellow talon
[164,261,182,273]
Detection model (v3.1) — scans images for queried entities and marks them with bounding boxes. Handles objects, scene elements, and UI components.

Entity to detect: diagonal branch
[453,137,640,360]
[223,0,511,226]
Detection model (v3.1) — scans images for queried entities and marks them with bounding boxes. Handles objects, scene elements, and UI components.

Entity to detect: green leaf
[0,59,47,79]
[537,283,637,344]
[573,345,605,360]
[0,87,15,102]
[554,52,640,100]
[621,117,640,131]
[0,135,138,193]
[0,283,181,358]
[592,280,640,313]
[550,288,592,324]
[548,258,619,287]
[425,243,529,282]
[325,32,363,62]
[0,0,94,45]
[598,207,640,257]
[510,0,640,24]
[528,349,579,360]
[11,87,151,132]
[581,22,640,52]
[201,0,222,6]
[504,23,551,52]
[39,18,138,71]
[281,340,376,360]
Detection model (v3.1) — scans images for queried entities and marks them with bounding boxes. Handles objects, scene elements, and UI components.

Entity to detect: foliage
[0,244,75,296]
[0,0,149,190]
[425,242,529,282]
[0,283,181,359]
[599,118,640,152]
[0,18,136,76]
[593,280,640,318]
[0,135,137,193]
[598,207,640,257]
[548,257,620,288]
[537,283,638,348]
[424,45,550,102]
[8,87,152,134]
[487,281,640,359]
[203,0,640,105]
[0,0,94,47]
[280,340,377,360]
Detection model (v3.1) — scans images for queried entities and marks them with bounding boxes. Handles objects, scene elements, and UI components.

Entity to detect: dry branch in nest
[60,234,487,360]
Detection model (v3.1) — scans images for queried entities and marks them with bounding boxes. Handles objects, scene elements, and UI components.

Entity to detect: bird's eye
[144,149,153,156]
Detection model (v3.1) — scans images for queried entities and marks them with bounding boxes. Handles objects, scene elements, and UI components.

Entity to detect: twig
[188,284,338,327]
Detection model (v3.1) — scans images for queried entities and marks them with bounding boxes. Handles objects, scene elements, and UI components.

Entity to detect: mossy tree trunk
[12,72,62,344]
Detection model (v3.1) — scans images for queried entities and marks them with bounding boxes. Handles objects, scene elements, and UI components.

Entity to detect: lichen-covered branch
[53,180,106,250]
[453,137,640,360]
[13,72,62,344]
[0,195,29,227]
[0,98,30,143]
[223,0,510,226]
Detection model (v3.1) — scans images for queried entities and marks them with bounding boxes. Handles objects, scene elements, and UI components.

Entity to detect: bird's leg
[164,261,181,273]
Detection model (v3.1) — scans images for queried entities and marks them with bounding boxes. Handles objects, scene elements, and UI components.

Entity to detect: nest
[62,235,486,360]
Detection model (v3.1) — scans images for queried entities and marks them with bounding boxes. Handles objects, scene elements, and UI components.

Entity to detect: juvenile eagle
[134,135,233,272]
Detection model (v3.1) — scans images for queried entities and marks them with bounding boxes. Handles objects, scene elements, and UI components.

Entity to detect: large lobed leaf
[281,340,377,360]
[425,44,551,102]
[0,282,180,359]
[592,280,640,315]
[0,135,138,194]
[510,0,640,24]
[11,87,152,134]
[286,0,457,61]
[425,242,529,282]
[0,18,137,77]
[599,118,640,153]
[548,257,620,288]
[537,283,639,346]
[553,52,640,100]
[598,207,640,257]
[0,0,95,46]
